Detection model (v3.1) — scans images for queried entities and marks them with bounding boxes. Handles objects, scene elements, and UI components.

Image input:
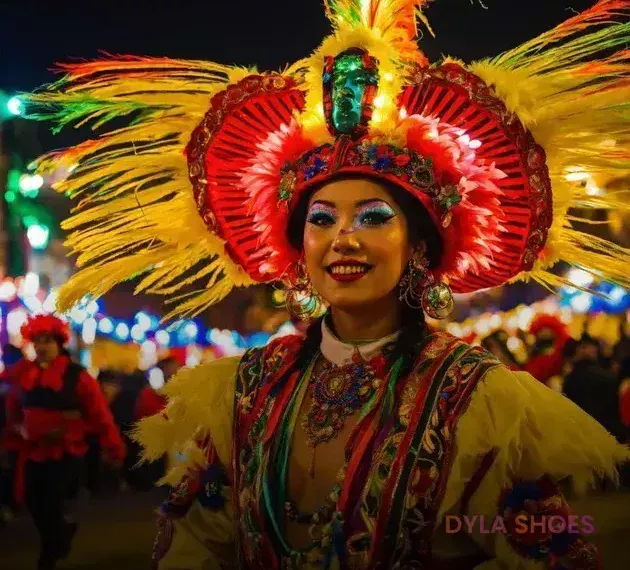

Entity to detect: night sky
[2,0,596,92]
[0,0,597,155]
[0,0,597,315]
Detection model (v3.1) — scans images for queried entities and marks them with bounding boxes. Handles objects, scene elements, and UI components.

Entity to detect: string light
[570,293,592,313]
[98,318,114,334]
[148,367,165,390]
[115,322,130,341]
[0,281,18,302]
[131,324,146,342]
[155,330,170,346]
[82,318,97,344]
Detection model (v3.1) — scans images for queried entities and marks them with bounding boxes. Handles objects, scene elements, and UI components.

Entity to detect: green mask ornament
[323,48,379,137]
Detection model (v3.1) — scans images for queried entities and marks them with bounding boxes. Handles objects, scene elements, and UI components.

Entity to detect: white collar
[320,318,401,367]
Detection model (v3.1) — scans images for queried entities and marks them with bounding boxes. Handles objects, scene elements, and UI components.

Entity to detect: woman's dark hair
[286,174,444,375]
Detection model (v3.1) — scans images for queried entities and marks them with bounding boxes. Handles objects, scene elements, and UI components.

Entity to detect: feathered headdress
[25,0,630,319]
[529,314,570,343]
[20,314,71,344]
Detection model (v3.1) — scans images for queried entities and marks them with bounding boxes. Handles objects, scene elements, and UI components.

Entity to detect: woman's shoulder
[236,333,306,387]
[160,355,244,407]
[412,328,497,370]
[460,364,630,490]
[134,356,243,464]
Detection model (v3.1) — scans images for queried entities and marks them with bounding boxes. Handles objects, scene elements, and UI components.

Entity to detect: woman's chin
[323,290,385,311]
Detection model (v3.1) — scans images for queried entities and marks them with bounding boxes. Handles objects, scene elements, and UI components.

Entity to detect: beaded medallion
[301,351,385,476]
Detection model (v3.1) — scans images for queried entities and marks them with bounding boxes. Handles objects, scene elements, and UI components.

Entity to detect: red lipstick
[326,260,373,282]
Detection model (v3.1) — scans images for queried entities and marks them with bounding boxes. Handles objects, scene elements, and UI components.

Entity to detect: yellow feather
[25,57,261,315]
[468,9,630,290]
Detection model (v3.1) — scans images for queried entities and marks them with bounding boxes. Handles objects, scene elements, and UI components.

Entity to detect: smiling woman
[304,179,412,314]
[24,0,630,568]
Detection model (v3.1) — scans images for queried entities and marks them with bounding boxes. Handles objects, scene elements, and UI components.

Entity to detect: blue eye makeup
[354,201,396,228]
[306,204,337,227]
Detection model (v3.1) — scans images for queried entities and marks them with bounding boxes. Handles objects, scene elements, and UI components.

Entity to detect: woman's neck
[329,298,402,344]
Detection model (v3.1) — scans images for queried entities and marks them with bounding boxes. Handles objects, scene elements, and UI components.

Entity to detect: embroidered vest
[22,362,83,411]
[231,331,500,569]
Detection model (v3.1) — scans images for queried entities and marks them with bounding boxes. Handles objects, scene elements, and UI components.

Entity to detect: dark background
[0,0,597,175]
[2,0,595,97]
[0,0,598,325]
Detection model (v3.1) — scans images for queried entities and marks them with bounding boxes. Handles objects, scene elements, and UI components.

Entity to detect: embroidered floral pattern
[232,333,502,569]
[197,464,228,510]
[302,352,384,451]
[500,477,598,567]
[281,140,464,218]
[152,515,174,570]
[278,168,297,204]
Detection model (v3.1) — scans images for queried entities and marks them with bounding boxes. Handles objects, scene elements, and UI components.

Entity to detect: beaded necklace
[301,349,387,477]
[262,350,405,568]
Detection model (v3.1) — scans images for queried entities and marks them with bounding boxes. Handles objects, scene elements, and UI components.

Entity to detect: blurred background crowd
[1,1,629,566]
[0,281,628,528]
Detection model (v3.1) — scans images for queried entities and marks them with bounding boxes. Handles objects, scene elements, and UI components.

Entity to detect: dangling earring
[285,258,325,321]
[399,245,454,319]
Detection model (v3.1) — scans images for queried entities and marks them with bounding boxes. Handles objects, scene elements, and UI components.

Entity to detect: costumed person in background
[3,315,125,570]
[92,339,147,492]
[135,356,183,422]
[27,1,630,568]
[563,334,625,444]
[0,344,24,524]
[524,314,570,386]
[480,329,521,372]
[133,355,185,490]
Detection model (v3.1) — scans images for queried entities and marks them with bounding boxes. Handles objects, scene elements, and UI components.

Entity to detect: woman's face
[303,178,412,310]
[32,334,61,365]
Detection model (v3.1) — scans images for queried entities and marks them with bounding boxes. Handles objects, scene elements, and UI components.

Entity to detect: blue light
[608,286,627,306]
[247,332,271,348]
[131,324,146,342]
[183,322,198,340]
[115,322,130,341]
[98,318,114,334]
[232,331,246,348]
[155,330,170,346]
[135,311,152,330]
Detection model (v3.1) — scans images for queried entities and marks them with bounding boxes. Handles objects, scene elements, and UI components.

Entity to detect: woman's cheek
[364,226,407,258]
[303,229,332,267]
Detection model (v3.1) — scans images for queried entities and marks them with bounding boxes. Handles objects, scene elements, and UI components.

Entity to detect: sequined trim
[185,74,300,237]
[408,63,553,272]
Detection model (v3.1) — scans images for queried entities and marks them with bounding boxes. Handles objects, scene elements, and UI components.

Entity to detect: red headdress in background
[20,314,70,344]
[526,314,571,384]
[529,314,570,343]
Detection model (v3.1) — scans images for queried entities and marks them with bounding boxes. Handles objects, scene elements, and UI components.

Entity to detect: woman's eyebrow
[355,198,390,207]
[309,200,336,208]
[309,198,391,209]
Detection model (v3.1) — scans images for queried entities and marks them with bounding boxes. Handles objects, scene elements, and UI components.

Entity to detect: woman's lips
[326,264,373,282]
[329,271,369,282]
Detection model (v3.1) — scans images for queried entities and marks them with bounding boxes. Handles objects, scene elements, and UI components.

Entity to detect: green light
[5,191,16,203]
[19,173,43,198]
[7,96,24,116]
[27,224,50,250]
[7,170,21,192]
[23,215,39,227]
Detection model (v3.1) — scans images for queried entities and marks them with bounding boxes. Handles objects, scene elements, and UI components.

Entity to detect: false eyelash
[354,203,396,227]
[306,207,337,225]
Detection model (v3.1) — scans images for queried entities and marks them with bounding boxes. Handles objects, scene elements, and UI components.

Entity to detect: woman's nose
[332,227,360,253]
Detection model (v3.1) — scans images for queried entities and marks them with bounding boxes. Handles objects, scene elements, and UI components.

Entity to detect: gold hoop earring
[285,259,325,321]
[399,246,454,319]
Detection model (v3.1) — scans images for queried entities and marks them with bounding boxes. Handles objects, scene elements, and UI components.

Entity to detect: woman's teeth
[329,265,369,275]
